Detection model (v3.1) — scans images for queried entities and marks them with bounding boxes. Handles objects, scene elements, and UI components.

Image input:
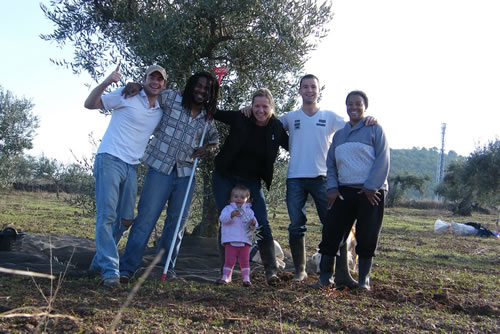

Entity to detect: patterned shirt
[142,90,218,177]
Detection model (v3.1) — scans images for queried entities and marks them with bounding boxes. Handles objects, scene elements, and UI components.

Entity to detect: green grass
[0,191,499,333]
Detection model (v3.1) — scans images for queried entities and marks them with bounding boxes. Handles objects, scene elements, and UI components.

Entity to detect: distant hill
[389,147,464,199]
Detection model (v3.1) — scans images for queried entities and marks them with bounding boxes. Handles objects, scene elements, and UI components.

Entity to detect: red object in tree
[212,66,227,84]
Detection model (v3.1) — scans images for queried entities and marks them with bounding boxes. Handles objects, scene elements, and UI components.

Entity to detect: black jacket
[213,110,289,190]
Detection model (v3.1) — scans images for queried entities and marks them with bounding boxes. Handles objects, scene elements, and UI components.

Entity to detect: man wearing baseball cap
[84,64,167,288]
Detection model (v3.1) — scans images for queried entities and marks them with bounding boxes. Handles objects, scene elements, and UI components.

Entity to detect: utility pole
[435,123,446,200]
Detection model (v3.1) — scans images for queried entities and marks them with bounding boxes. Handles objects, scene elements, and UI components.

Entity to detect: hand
[249,219,257,227]
[104,64,121,86]
[192,144,215,159]
[240,106,252,118]
[358,189,381,206]
[327,192,340,209]
[231,210,241,218]
[121,82,142,98]
[364,115,378,126]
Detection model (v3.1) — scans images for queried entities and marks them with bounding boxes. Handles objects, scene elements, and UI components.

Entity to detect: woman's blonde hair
[251,88,275,113]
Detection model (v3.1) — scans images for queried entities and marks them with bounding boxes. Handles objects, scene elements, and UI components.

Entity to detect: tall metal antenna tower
[435,123,447,200]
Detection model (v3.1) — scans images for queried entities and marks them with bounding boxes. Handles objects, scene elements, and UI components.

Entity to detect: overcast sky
[1,0,499,164]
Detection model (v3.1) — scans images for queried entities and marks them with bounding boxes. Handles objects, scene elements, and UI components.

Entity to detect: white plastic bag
[451,221,478,236]
[434,219,450,233]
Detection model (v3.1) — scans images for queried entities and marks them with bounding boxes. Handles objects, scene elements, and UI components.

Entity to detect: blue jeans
[120,167,194,277]
[286,177,328,240]
[89,153,137,280]
[212,169,273,242]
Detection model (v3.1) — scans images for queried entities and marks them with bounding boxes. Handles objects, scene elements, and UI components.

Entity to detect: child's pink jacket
[220,202,259,246]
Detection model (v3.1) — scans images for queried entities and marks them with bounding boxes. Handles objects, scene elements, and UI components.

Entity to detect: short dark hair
[346,90,369,109]
[182,72,220,118]
[299,74,319,88]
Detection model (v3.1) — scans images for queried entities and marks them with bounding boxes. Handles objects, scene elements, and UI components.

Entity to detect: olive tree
[41,0,333,235]
[436,139,500,215]
[387,174,429,207]
[0,86,39,188]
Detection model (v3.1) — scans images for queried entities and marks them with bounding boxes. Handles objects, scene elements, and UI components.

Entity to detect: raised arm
[84,64,121,109]
[219,205,236,225]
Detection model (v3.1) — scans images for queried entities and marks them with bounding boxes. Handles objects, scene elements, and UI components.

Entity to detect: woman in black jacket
[212,88,288,284]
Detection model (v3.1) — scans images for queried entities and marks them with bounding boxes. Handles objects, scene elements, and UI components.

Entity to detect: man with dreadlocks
[119,72,220,282]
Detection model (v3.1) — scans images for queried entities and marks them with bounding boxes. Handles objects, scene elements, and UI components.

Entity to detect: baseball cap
[145,65,167,81]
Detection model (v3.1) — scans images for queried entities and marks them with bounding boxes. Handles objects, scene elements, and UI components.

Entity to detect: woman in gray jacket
[313,90,390,291]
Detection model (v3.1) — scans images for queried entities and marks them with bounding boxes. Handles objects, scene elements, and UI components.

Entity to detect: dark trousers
[319,186,385,258]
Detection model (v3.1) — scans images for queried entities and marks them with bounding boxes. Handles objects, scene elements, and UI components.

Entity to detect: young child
[217,185,258,286]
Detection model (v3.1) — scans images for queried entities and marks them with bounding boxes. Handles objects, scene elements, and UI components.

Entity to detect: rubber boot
[289,237,308,282]
[334,243,358,289]
[258,240,280,284]
[358,257,372,291]
[309,254,334,288]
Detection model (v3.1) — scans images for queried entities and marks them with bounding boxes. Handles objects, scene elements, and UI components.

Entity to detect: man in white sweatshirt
[281,74,374,287]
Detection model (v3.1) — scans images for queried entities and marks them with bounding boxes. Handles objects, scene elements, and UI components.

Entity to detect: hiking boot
[289,237,308,282]
[334,243,358,289]
[358,257,373,291]
[102,277,120,289]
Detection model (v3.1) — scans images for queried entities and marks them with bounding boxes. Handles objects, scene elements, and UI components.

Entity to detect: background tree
[436,139,500,215]
[10,155,37,183]
[264,155,289,218]
[387,174,429,207]
[389,147,463,199]
[0,86,39,188]
[41,0,333,236]
[34,155,67,198]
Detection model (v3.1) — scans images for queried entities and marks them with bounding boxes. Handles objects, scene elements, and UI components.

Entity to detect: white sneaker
[102,277,120,289]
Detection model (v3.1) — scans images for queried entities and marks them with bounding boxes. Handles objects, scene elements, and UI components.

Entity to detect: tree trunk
[200,177,218,237]
[192,159,219,237]
[456,195,472,216]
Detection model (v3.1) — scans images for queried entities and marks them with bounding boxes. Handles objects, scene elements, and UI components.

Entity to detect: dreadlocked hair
[182,71,220,119]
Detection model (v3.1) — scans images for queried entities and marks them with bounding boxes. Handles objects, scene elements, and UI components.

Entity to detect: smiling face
[142,71,166,97]
[191,76,212,106]
[298,77,320,105]
[346,94,366,125]
[252,95,273,126]
[231,189,249,207]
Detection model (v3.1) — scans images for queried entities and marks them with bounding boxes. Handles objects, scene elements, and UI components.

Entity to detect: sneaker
[242,281,252,287]
[164,270,186,282]
[120,275,130,284]
[102,277,120,289]
[308,280,332,289]
[216,279,228,285]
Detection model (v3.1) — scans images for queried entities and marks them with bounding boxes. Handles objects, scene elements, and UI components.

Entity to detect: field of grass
[0,191,499,333]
